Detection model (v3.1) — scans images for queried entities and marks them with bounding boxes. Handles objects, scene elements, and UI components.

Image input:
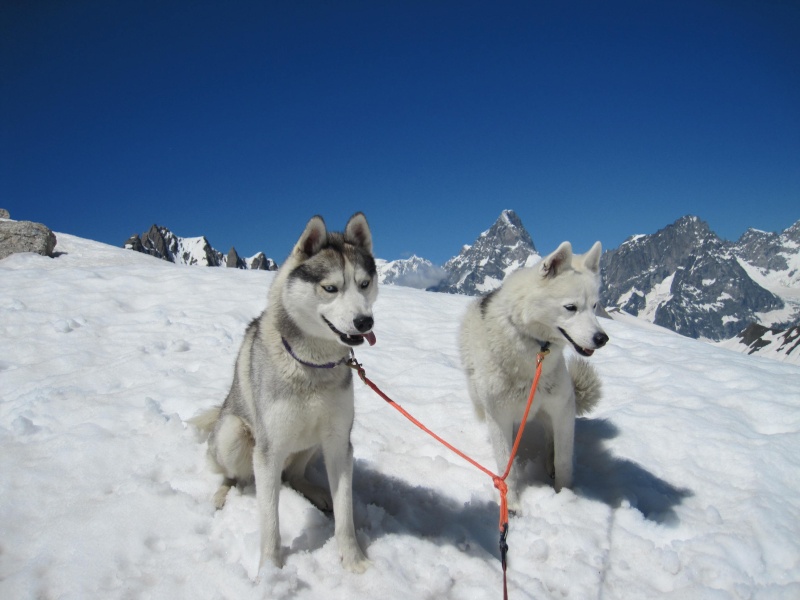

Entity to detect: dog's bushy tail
[188,406,221,438]
[569,358,602,416]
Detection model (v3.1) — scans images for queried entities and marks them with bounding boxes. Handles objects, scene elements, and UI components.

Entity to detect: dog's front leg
[253,445,284,569]
[322,436,369,573]
[549,401,576,492]
[485,409,521,513]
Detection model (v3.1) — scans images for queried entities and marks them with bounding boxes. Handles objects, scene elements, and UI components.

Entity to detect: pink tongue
[365,331,377,346]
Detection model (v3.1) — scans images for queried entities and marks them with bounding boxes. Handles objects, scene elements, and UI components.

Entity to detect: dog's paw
[213,486,230,510]
[339,539,370,573]
[342,552,370,574]
[259,545,284,571]
[554,478,573,493]
[345,558,371,574]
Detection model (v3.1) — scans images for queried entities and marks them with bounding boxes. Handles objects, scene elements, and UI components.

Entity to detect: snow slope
[2,233,800,599]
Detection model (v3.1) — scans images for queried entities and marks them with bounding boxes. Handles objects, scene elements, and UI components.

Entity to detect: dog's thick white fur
[193,213,377,573]
[460,241,608,510]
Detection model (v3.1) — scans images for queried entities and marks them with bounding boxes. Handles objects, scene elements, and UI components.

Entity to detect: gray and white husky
[460,241,608,511]
[193,213,376,573]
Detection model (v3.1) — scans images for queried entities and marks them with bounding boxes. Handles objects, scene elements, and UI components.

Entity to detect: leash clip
[537,347,550,365]
[346,356,367,383]
[499,522,509,569]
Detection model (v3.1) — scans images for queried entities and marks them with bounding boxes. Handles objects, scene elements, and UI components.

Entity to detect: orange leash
[347,348,549,598]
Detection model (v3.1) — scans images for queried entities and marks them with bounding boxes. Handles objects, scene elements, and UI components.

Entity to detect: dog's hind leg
[284,447,333,512]
[207,414,255,509]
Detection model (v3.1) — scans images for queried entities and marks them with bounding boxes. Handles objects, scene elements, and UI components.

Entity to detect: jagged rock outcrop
[718,322,800,365]
[225,247,244,269]
[124,225,276,270]
[248,253,275,271]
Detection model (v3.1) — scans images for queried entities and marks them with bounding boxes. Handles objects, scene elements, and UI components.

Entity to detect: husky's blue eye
[564,304,577,312]
[360,280,370,289]
[322,285,338,294]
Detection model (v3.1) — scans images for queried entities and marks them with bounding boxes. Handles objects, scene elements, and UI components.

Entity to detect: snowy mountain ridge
[125,224,277,270]
[734,220,800,289]
[119,214,800,362]
[376,255,445,290]
[716,322,800,365]
[600,216,800,343]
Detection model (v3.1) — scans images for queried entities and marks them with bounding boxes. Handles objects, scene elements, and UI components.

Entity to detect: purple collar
[281,337,349,369]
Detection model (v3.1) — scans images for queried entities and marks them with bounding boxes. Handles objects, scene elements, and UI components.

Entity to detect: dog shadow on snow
[572,417,693,523]
[513,417,693,525]
[295,417,691,561]
[353,461,506,560]
[296,418,693,558]
[295,458,503,561]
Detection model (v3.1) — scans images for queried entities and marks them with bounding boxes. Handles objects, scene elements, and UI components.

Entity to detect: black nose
[594,332,609,348]
[354,316,373,333]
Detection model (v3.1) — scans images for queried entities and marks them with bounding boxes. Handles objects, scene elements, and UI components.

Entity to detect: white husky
[192,213,376,573]
[460,241,608,510]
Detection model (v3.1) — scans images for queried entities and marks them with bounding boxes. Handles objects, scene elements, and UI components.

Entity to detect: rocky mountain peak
[431,209,539,295]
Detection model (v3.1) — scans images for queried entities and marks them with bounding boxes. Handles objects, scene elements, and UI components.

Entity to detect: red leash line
[359,373,499,479]
[349,351,547,529]
[347,350,548,598]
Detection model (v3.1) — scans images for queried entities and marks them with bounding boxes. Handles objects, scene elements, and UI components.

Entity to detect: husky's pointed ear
[344,212,372,254]
[582,241,602,273]
[540,241,572,278]
[293,216,327,258]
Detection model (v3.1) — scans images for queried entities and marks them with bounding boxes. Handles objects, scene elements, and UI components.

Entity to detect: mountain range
[375,255,444,289]
[124,225,277,270]
[599,216,795,340]
[122,213,800,363]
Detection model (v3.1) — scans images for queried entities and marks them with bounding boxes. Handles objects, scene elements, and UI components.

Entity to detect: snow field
[1,233,799,599]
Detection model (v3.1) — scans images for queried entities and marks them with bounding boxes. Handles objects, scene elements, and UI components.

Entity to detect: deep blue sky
[2,0,798,264]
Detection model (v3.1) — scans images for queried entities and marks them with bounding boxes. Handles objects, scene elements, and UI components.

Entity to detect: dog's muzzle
[323,316,376,347]
[558,328,608,357]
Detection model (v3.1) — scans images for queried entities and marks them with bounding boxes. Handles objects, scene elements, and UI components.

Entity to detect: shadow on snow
[346,415,692,559]
[574,417,693,525]
[241,416,692,563]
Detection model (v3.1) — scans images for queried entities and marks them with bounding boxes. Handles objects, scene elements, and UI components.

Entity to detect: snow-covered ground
[2,233,799,599]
